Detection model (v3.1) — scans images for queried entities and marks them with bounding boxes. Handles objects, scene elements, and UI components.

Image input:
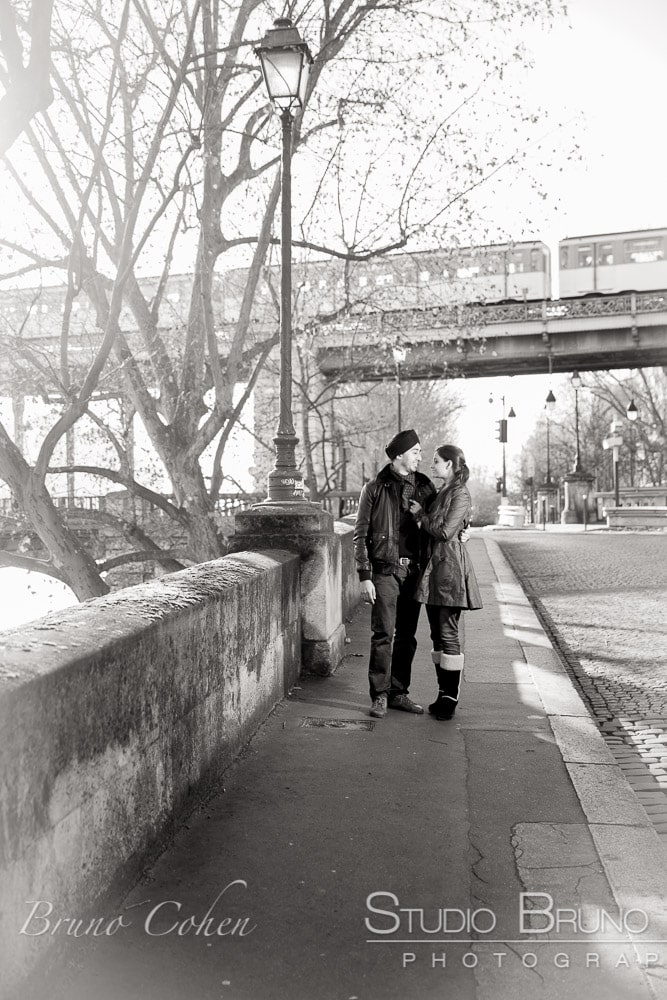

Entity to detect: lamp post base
[229,502,346,675]
[264,431,310,502]
[266,468,307,502]
[560,470,595,524]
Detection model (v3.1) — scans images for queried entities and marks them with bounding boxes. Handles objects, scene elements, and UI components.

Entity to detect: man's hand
[360,579,376,604]
[408,500,422,517]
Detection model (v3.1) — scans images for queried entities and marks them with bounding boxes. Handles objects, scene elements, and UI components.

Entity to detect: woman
[409,445,482,720]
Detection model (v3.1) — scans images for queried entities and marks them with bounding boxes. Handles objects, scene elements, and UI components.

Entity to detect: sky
[454,0,667,479]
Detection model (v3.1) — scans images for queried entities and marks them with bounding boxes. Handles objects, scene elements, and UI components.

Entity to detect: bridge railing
[0,491,361,522]
[322,289,667,337]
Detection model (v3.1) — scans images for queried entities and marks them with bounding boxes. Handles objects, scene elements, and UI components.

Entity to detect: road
[494,529,667,841]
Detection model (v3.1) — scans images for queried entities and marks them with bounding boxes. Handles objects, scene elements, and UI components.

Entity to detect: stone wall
[0,516,363,996]
[0,551,301,996]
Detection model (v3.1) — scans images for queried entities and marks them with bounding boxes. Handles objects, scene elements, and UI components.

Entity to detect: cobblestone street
[494,529,667,841]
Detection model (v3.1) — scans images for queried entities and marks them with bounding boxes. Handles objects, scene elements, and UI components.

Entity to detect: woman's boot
[431,653,464,719]
[428,650,443,713]
[428,649,447,718]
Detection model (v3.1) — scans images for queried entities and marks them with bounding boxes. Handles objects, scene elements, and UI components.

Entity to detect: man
[353,429,436,719]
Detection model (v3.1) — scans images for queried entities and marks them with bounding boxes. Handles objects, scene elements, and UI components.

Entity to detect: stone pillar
[535,482,558,525]
[560,471,595,524]
[229,501,346,677]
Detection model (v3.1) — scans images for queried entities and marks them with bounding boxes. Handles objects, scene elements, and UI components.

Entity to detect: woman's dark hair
[435,444,469,484]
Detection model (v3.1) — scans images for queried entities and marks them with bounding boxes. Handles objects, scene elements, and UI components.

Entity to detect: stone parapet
[0,551,301,995]
[606,505,667,529]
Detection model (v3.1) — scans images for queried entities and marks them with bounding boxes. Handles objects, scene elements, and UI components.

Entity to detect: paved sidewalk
[493,529,667,844]
[25,537,667,1000]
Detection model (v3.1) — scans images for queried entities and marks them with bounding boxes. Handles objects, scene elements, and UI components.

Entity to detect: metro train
[218,226,667,322]
[558,227,667,297]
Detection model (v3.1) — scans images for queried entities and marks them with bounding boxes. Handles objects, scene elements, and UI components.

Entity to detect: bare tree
[0,0,569,598]
[517,368,667,495]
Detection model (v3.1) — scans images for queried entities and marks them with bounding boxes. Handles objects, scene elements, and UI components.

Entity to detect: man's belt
[398,557,417,567]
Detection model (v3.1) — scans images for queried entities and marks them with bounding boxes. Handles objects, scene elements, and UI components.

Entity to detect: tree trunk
[0,421,108,600]
[22,477,110,599]
[171,459,224,563]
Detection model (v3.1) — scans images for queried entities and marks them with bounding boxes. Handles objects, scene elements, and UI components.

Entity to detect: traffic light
[496,477,503,493]
[495,419,507,443]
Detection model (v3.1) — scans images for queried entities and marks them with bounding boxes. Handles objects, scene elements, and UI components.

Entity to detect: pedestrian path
[29,537,667,1000]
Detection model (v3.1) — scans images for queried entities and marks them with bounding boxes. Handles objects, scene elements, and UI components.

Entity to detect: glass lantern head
[255,18,313,114]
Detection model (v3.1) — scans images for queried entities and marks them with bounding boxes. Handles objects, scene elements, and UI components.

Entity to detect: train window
[456,266,480,278]
[596,244,614,265]
[560,248,569,269]
[530,248,542,271]
[484,254,501,274]
[508,254,525,274]
[577,246,593,267]
[624,237,665,263]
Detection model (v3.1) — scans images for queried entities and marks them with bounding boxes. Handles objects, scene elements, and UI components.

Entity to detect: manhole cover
[300,717,375,731]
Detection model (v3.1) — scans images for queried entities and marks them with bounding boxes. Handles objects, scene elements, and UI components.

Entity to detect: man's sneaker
[370,693,388,718]
[388,693,424,714]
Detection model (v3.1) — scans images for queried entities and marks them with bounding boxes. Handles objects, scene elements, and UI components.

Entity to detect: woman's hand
[408,500,422,517]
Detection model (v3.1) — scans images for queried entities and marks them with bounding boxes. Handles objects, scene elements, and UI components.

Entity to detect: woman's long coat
[414,481,483,610]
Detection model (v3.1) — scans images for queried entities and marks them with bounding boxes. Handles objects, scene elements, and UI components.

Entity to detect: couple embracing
[353,429,482,721]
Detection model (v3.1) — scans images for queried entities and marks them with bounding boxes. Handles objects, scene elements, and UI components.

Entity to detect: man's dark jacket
[353,464,436,581]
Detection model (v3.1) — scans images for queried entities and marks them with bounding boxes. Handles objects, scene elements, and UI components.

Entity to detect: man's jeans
[368,568,421,700]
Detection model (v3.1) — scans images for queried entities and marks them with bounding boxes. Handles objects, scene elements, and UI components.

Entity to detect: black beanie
[385,428,420,460]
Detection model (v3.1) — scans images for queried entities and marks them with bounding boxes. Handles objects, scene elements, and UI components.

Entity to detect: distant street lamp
[626,398,638,487]
[255,18,313,502]
[545,388,556,485]
[570,370,583,472]
[392,345,407,431]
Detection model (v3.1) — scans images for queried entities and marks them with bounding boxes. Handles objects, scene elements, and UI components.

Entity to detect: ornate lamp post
[391,345,407,431]
[230,23,344,677]
[255,19,313,502]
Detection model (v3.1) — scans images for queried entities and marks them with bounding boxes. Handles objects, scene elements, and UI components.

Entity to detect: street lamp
[545,388,556,485]
[570,370,582,472]
[626,398,638,487]
[391,345,407,431]
[255,18,313,502]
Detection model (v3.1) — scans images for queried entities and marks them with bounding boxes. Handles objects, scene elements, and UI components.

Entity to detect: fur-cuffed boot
[430,653,464,720]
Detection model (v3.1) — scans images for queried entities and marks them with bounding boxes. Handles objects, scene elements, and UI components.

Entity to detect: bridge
[315,291,667,380]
